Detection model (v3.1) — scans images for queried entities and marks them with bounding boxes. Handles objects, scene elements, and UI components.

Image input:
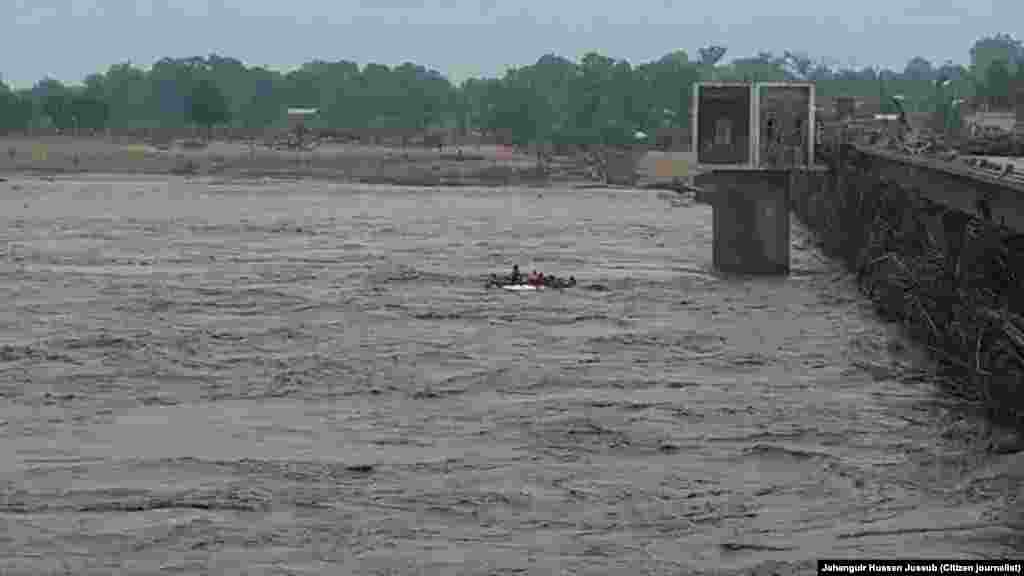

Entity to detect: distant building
[286,108,318,132]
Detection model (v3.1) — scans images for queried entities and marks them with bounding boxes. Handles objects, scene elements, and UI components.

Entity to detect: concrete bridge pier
[697,170,792,275]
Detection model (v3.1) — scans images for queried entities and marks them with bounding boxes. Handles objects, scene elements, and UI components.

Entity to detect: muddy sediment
[0,172,1021,574]
[0,136,599,188]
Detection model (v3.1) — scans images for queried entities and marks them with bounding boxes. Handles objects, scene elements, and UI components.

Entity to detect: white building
[286,108,318,131]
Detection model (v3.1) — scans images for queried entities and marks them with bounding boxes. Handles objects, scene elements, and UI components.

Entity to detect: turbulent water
[0,175,1019,575]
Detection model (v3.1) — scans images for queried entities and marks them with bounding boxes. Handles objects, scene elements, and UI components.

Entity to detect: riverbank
[0,136,606,188]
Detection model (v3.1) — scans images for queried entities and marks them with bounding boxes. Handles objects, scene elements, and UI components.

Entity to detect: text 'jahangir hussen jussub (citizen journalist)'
[819,561,1022,575]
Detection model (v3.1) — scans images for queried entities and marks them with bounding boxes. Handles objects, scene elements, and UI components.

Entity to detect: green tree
[971,34,1022,81]
[238,68,282,130]
[204,54,253,128]
[149,58,197,128]
[102,62,153,129]
[698,45,728,68]
[68,94,109,133]
[458,77,490,133]
[984,58,1012,108]
[189,78,230,138]
[358,63,400,131]
[0,81,31,133]
[638,51,699,132]
[30,78,69,129]
[724,51,789,82]
[1014,60,1024,106]
[8,35,1015,146]
[783,50,814,79]
[43,94,72,130]
[903,57,935,82]
[315,60,361,129]
[566,52,616,144]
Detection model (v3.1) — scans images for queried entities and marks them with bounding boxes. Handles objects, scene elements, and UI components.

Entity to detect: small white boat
[501,284,542,291]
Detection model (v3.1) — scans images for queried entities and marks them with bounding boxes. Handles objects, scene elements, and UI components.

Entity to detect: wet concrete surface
[0,176,1020,575]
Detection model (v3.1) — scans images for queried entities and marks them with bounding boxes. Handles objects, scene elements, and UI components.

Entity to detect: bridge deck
[848,145,1024,234]
[853,144,1024,191]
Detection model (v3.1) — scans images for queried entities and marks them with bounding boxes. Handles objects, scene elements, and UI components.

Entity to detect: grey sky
[2,0,1019,89]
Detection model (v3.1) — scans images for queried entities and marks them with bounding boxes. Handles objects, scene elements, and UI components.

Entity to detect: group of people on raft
[488,264,577,289]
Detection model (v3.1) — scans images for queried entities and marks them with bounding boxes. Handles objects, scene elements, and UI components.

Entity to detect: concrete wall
[713,179,789,274]
[695,171,790,275]
[790,145,1024,431]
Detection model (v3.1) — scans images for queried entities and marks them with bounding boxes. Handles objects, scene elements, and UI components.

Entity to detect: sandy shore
[0,136,598,187]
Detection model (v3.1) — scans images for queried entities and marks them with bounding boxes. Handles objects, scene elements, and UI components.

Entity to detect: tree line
[1,34,1021,146]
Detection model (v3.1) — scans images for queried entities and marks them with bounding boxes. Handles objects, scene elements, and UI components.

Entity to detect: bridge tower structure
[691,82,826,275]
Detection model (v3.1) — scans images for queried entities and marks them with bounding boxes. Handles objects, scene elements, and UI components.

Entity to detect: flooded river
[0,176,1020,575]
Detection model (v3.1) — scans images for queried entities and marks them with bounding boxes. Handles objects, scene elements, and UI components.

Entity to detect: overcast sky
[1,0,1020,89]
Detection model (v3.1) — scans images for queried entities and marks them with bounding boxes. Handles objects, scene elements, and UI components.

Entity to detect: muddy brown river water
[0,176,1020,575]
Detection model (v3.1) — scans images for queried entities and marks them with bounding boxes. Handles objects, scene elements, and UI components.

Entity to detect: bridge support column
[701,171,791,275]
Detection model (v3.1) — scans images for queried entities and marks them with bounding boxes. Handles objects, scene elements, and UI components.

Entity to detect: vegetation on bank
[0,34,1022,148]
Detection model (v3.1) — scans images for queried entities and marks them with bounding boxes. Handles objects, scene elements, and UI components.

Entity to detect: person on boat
[547,275,571,288]
[557,276,576,288]
[527,270,542,286]
[510,264,522,284]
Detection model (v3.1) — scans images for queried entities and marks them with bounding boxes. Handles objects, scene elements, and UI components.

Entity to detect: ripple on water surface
[0,178,1019,574]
